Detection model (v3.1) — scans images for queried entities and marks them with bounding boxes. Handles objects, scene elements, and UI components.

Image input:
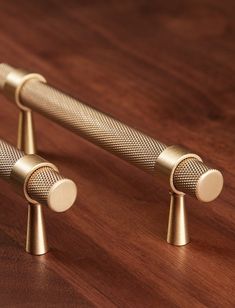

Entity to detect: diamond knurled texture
[0,65,220,200]
[0,139,24,179]
[173,158,211,197]
[27,166,64,206]
[20,80,167,173]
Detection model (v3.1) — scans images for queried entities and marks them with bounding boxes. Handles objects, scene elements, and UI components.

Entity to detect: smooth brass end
[26,166,77,213]
[47,178,77,212]
[10,155,77,212]
[196,169,223,202]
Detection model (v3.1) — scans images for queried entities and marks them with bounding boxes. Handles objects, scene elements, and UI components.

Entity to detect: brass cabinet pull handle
[0,138,77,254]
[0,63,223,246]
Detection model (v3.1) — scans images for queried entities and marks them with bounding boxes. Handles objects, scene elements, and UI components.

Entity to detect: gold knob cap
[173,158,224,202]
[47,178,77,212]
[27,167,77,212]
[195,169,223,202]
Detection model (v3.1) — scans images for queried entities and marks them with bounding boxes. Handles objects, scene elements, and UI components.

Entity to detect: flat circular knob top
[47,178,77,212]
[173,158,224,202]
[196,169,223,202]
[27,166,77,212]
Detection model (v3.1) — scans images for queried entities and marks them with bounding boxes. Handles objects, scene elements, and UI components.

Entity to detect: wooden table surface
[0,0,234,307]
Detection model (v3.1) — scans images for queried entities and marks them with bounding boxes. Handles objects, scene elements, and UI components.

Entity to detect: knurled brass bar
[0,64,167,173]
[26,166,77,212]
[0,139,25,179]
[0,64,223,201]
[20,79,167,173]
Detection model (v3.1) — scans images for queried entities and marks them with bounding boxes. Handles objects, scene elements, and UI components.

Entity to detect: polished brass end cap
[47,179,77,212]
[3,68,46,111]
[196,169,223,202]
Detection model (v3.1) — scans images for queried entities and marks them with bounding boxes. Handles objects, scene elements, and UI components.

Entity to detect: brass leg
[26,203,49,255]
[17,109,36,154]
[167,192,190,246]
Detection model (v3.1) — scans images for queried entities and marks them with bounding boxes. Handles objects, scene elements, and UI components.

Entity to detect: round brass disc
[47,179,77,212]
[196,170,223,202]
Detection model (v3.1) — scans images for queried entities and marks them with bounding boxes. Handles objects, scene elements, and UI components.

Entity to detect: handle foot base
[26,203,49,255]
[167,192,190,246]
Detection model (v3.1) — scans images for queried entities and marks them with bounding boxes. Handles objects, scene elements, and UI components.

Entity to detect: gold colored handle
[0,138,77,212]
[0,64,223,203]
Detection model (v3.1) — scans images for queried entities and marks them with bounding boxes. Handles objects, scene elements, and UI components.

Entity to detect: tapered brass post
[0,139,77,255]
[17,108,39,253]
[17,109,42,254]
[154,145,200,245]
[167,193,189,246]
[17,109,36,154]
[1,69,49,253]
[9,154,77,255]
[26,202,48,255]
[3,67,46,154]
[155,145,223,246]
[10,151,55,256]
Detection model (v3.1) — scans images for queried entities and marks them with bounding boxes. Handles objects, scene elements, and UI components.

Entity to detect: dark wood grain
[0,0,234,306]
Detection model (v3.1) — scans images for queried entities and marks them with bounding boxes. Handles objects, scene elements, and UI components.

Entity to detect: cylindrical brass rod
[0,64,167,173]
[0,64,223,202]
[21,80,167,173]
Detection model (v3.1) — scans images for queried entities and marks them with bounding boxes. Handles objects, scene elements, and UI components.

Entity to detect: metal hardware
[173,157,224,202]
[26,202,49,255]
[167,192,189,246]
[27,166,77,212]
[0,63,224,246]
[10,154,57,204]
[0,138,77,255]
[154,145,202,194]
[155,145,223,245]
[3,67,46,154]
[17,109,36,154]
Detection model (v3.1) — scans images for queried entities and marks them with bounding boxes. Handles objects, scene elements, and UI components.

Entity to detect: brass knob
[27,166,77,212]
[173,158,223,202]
[0,138,77,254]
[0,139,77,212]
